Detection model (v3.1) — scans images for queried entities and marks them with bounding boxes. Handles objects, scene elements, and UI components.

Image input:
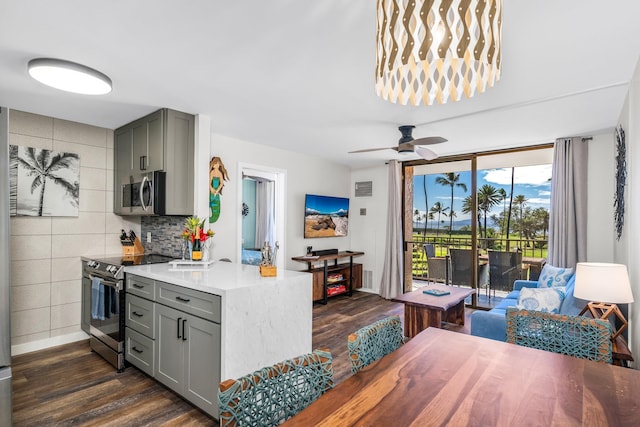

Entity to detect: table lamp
[574,262,634,340]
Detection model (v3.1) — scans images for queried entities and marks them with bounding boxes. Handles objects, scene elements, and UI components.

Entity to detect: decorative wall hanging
[375,0,502,106]
[209,156,230,223]
[9,145,80,217]
[614,125,626,240]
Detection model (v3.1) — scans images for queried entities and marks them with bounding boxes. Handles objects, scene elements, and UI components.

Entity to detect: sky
[412,164,552,226]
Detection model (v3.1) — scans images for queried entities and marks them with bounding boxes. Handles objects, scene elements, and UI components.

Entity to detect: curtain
[380,160,403,299]
[548,137,588,268]
[255,180,275,247]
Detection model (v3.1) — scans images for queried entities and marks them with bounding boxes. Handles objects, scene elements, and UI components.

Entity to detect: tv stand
[292,251,364,304]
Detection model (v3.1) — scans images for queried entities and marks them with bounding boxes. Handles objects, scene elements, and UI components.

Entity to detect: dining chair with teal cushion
[348,315,404,374]
[217,348,334,427]
[506,308,612,363]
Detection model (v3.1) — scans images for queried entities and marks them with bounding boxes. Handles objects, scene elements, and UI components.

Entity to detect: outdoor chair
[424,243,436,259]
[506,308,612,363]
[449,248,483,289]
[348,315,404,374]
[218,348,334,426]
[488,250,522,298]
[426,256,449,284]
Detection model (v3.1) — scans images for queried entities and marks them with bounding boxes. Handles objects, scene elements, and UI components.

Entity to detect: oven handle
[88,274,122,291]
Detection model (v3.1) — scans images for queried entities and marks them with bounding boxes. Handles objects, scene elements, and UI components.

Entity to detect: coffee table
[393,285,475,338]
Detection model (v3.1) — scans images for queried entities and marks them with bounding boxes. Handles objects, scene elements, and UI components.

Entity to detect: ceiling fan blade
[415,146,439,160]
[411,136,448,146]
[349,146,396,154]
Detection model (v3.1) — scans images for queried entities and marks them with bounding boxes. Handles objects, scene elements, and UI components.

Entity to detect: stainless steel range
[82,254,173,371]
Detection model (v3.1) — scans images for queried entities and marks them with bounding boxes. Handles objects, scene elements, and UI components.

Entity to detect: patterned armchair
[348,315,404,374]
[218,349,334,426]
[506,308,612,363]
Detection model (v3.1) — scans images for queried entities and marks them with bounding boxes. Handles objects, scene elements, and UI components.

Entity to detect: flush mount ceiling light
[375,0,502,106]
[28,58,112,95]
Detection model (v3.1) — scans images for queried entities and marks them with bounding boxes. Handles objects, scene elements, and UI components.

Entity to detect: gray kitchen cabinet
[124,273,220,418]
[114,108,195,215]
[155,303,220,417]
[115,110,164,177]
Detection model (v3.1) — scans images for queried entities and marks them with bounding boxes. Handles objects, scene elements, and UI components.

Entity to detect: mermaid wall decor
[209,156,229,223]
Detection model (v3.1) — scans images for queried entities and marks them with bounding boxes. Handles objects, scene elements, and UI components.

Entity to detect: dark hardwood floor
[12,291,472,426]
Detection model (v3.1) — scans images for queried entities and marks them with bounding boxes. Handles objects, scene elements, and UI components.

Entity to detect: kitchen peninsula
[123,261,312,418]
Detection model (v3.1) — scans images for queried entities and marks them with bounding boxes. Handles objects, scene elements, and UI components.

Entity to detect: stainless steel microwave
[120,171,166,215]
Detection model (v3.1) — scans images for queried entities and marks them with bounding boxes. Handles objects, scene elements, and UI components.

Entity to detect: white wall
[615,57,640,364]
[349,165,389,293]
[586,133,615,262]
[208,133,351,270]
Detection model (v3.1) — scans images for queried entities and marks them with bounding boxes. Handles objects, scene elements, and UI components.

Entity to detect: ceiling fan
[349,125,447,160]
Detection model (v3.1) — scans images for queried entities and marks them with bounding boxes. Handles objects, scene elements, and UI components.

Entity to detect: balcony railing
[409,235,547,280]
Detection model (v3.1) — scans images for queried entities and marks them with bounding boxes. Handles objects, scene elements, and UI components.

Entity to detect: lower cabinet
[155,303,221,417]
[124,274,221,419]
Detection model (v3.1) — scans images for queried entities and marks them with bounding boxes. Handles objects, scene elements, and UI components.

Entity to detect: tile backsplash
[141,216,188,257]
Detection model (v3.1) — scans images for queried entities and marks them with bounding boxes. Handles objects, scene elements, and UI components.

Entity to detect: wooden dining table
[283,328,640,426]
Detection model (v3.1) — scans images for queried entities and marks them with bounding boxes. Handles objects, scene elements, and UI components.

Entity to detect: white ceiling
[1,1,639,169]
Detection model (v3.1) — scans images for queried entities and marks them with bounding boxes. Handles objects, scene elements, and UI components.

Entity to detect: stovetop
[94,253,174,267]
[84,253,174,279]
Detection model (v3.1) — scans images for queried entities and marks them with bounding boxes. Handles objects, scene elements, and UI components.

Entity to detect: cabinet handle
[132,284,144,289]
[132,311,143,318]
[132,347,143,354]
[182,319,187,341]
[140,155,147,171]
[176,296,191,303]
[177,317,182,339]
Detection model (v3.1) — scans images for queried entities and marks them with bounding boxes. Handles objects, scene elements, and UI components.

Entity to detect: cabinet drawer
[126,294,155,338]
[156,281,221,323]
[125,327,155,377]
[126,274,155,300]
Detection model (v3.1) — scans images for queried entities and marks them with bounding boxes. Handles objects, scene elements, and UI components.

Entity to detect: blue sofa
[470,273,586,341]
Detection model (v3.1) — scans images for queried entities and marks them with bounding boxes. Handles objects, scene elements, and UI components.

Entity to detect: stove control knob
[87,260,98,268]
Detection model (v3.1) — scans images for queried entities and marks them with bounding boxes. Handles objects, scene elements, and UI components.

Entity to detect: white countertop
[123,261,310,296]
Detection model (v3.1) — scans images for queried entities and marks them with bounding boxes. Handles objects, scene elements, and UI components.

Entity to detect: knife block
[122,237,145,256]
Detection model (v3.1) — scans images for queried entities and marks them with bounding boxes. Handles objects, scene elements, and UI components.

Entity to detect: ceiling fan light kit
[375,0,502,106]
[28,58,112,95]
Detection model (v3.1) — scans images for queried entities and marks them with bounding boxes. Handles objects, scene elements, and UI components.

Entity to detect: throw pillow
[516,287,565,313]
[537,264,574,288]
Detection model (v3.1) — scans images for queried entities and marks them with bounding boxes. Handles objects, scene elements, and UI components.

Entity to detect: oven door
[88,274,123,352]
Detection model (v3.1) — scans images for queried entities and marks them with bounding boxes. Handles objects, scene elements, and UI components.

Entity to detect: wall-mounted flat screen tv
[304,194,349,238]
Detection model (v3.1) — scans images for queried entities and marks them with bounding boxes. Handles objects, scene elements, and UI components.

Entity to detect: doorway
[237,163,286,270]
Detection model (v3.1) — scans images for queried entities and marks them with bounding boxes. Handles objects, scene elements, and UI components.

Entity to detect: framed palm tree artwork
[9,145,80,217]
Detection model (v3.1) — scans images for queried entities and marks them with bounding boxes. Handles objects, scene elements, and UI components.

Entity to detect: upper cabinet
[115,110,164,176]
[114,108,195,215]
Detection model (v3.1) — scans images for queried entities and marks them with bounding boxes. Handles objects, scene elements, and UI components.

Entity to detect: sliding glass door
[404,147,553,309]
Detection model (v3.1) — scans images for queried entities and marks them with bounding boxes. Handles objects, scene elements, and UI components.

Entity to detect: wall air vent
[355,181,372,197]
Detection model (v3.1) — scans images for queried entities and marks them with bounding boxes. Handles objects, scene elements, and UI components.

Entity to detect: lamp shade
[574,262,634,304]
[375,0,502,106]
[28,58,112,95]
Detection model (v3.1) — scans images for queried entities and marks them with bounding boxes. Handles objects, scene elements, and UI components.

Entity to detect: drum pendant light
[28,58,112,95]
[375,0,502,106]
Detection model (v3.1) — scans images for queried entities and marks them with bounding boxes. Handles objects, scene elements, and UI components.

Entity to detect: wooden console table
[292,251,364,304]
